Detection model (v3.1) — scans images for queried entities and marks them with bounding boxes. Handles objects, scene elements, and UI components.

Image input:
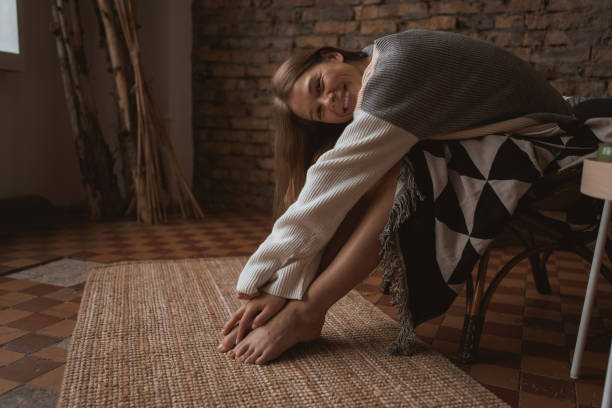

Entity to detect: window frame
[0,0,25,71]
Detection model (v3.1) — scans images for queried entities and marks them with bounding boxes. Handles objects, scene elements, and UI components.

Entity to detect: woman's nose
[320,91,335,107]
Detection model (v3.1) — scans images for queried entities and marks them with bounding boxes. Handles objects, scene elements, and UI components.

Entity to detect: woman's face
[288,52,365,124]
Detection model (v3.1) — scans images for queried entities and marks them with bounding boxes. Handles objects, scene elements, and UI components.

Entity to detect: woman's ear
[320,51,344,62]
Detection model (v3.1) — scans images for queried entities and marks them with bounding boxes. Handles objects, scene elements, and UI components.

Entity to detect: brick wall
[192,0,612,211]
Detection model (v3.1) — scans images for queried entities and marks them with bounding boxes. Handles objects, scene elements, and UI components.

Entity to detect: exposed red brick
[405,16,457,30]
[354,5,378,20]
[360,19,397,34]
[495,15,524,29]
[295,35,339,48]
[431,1,479,14]
[315,21,359,34]
[510,0,541,12]
[193,0,612,210]
[544,31,569,46]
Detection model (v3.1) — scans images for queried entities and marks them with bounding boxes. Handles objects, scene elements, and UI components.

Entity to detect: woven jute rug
[58,257,507,407]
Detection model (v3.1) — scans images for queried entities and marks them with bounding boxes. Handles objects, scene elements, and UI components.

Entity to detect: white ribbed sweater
[235,30,573,299]
[236,111,417,298]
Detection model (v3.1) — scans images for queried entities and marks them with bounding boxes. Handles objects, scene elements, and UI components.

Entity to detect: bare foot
[229,300,325,365]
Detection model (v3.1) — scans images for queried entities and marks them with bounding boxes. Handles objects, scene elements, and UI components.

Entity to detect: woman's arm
[236,110,419,299]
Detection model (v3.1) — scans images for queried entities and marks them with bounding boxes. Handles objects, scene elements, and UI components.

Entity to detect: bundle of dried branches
[93,0,136,210]
[95,0,204,223]
[50,0,124,219]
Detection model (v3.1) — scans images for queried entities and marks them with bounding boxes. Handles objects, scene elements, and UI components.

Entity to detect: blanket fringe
[378,156,424,355]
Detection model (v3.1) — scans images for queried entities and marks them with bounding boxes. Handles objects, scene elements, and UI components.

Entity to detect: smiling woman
[287,51,370,124]
[218,29,583,365]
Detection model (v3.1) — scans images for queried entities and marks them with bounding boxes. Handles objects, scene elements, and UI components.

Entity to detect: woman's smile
[287,52,368,124]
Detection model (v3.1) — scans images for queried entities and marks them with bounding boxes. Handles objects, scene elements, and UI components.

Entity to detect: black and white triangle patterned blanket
[379,98,612,355]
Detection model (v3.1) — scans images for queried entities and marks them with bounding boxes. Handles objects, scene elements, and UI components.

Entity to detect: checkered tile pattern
[0,210,272,273]
[0,211,610,407]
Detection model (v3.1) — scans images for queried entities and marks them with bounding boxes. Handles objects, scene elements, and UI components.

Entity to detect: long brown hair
[270,46,368,220]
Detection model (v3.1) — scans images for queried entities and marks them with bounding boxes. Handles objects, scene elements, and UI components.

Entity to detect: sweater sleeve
[235,110,419,299]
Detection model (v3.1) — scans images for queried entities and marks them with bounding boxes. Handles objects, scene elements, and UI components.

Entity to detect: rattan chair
[458,160,612,363]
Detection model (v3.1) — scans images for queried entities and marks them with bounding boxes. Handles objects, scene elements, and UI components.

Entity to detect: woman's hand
[222,293,288,343]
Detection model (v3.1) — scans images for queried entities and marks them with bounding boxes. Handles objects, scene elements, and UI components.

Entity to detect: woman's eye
[317,106,322,120]
[317,75,322,93]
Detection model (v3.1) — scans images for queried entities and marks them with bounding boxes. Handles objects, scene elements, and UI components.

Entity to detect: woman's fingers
[252,305,276,327]
[222,306,245,335]
[217,325,238,353]
[236,305,260,343]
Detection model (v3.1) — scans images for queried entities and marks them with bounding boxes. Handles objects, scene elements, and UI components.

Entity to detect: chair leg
[459,243,559,364]
[528,231,551,294]
[529,250,552,294]
[459,250,489,364]
[459,314,485,364]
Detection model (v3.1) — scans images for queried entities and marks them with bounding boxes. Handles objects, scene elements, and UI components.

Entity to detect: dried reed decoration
[52,0,203,223]
[96,0,204,223]
[50,0,124,219]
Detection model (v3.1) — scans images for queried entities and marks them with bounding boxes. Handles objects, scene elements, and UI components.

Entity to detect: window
[0,0,24,71]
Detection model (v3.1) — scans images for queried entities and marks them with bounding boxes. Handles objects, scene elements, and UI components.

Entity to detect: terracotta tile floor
[0,210,610,407]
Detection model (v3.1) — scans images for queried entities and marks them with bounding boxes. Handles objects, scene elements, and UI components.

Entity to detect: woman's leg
[230,161,402,364]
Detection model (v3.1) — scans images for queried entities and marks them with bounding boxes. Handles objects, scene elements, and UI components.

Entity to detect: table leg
[570,199,611,379]
[603,340,612,408]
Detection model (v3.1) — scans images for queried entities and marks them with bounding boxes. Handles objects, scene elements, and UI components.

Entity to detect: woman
[216,29,576,365]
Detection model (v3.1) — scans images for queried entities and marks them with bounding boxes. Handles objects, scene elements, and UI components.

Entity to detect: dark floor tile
[13,298,62,313]
[30,254,63,263]
[526,283,560,294]
[564,314,605,330]
[525,298,561,311]
[506,271,525,280]
[482,383,519,408]
[495,286,524,296]
[561,294,587,305]
[0,356,62,383]
[521,372,575,401]
[482,321,523,339]
[559,278,587,288]
[429,315,445,325]
[436,326,462,343]
[488,301,524,315]
[523,316,565,332]
[567,333,612,353]
[522,340,569,362]
[68,251,99,260]
[7,314,62,331]
[446,305,464,316]
[19,284,62,297]
[4,333,60,354]
[477,348,522,370]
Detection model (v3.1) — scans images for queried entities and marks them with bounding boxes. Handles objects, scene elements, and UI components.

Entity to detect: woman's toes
[246,350,262,364]
[241,346,256,362]
[239,347,253,362]
[255,350,270,365]
[235,343,249,359]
